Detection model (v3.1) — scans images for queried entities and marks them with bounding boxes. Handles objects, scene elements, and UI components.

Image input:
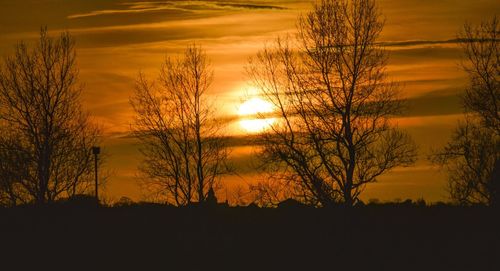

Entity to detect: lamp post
[92,146,100,205]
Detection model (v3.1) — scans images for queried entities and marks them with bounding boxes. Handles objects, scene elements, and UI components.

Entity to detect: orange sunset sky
[1,0,499,202]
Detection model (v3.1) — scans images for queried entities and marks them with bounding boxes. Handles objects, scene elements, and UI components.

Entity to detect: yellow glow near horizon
[238,97,276,133]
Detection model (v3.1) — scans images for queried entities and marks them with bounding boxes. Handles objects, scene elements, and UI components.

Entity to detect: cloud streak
[68,1,287,19]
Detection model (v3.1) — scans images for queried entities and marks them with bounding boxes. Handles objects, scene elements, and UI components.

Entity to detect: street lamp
[92,146,100,205]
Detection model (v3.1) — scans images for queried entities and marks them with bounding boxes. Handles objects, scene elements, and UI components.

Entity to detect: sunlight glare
[238,97,275,133]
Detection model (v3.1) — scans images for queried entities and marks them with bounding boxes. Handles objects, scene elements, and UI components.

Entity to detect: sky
[1,0,499,203]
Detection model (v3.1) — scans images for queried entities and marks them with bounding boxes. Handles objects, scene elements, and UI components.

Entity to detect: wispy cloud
[68,6,176,19]
[216,3,286,10]
[68,1,286,19]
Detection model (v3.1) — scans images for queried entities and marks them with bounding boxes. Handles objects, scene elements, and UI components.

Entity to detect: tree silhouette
[432,17,499,206]
[461,17,499,134]
[131,44,229,206]
[0,28,102,205]
[0,131,30,206]
[432,121,498,205]
[248,178,297,207]
[247,0,416,206]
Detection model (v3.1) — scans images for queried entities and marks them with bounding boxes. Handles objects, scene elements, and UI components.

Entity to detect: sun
[238,97,275,133]
[238,97,273,116]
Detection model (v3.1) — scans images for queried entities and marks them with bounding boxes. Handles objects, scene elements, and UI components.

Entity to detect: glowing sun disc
[238,97,274,116]
[238,97,275,133]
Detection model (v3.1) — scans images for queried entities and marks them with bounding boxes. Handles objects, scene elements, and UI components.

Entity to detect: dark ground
[0,205,499,270]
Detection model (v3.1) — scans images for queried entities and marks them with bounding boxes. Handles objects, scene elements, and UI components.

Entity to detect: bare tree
[247,0,416,206]
[248,178,304,207]
[432,17,499,206]
[432,120,498,205]
[131,44,229,206]
[460,17,499,134]
[0,28,102,205]
[0,131,30,206]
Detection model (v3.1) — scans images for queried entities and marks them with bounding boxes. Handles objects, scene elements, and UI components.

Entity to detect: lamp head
[92,146,101,155]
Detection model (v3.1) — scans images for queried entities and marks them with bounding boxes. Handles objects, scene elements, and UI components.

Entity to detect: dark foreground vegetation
[1,204,498,270]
